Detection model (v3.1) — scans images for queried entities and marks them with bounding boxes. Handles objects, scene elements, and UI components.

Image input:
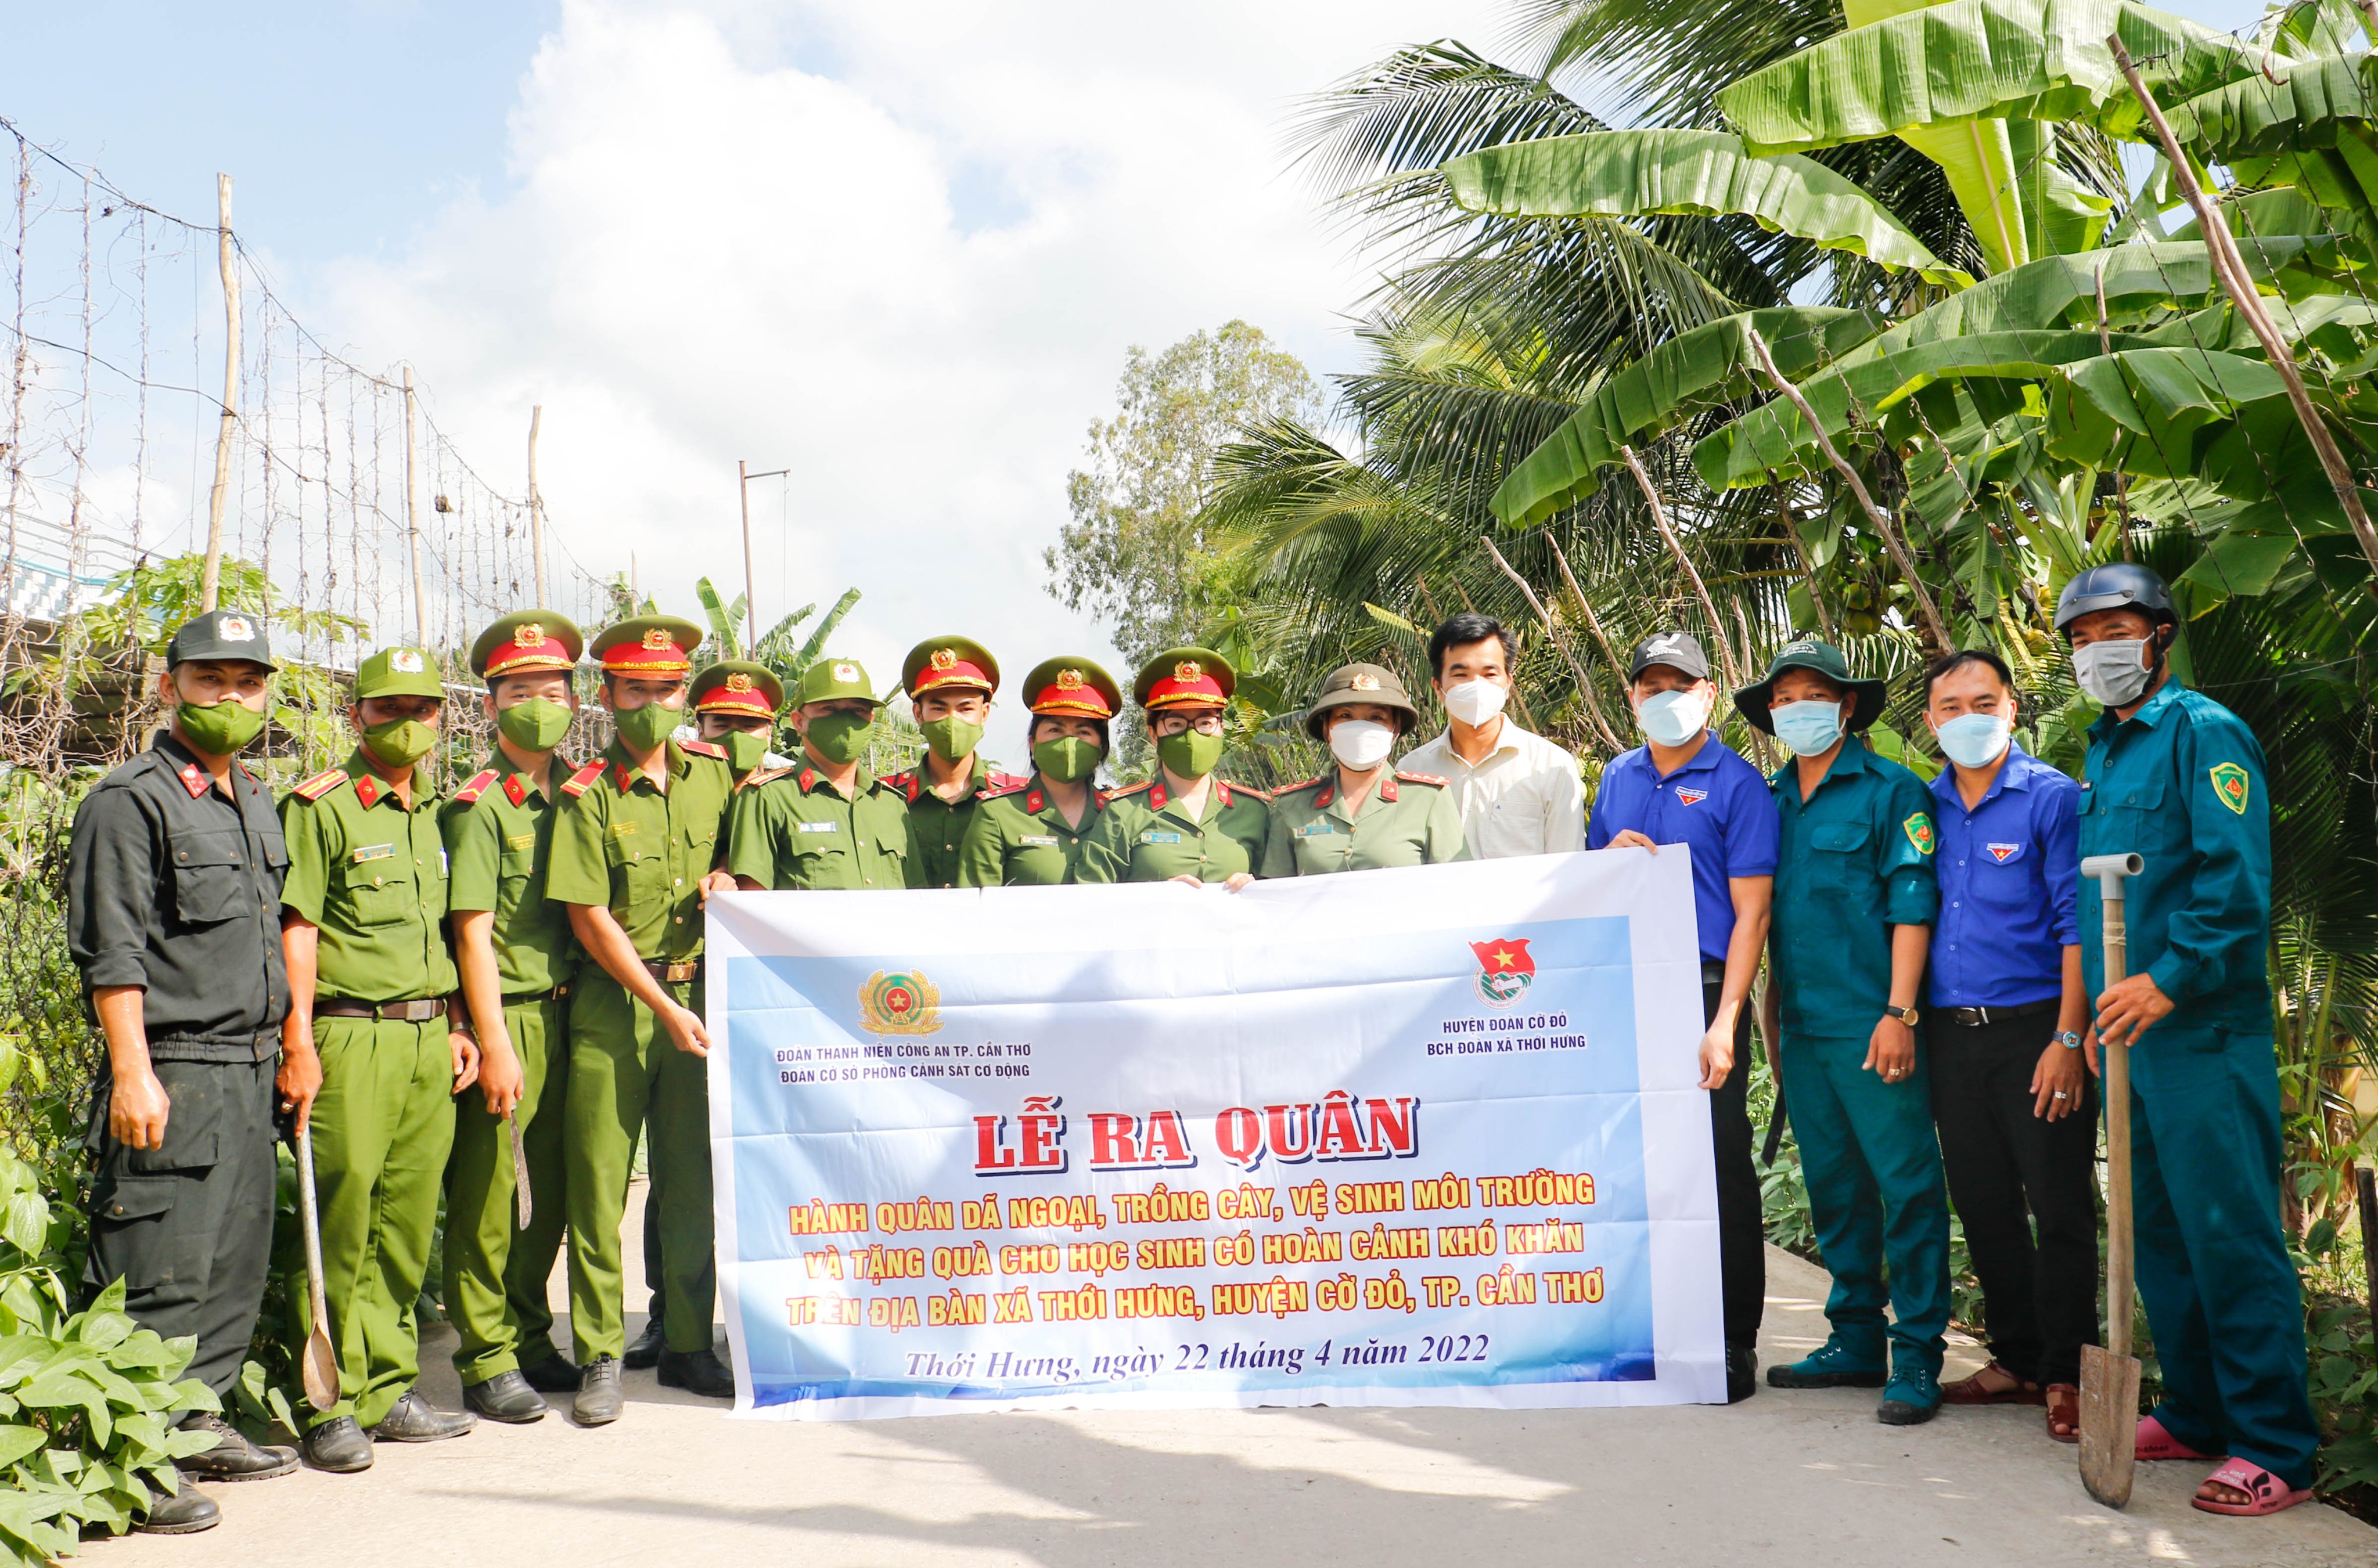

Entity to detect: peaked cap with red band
[470,609,584,682]
[901,635,1000,699]
[690,659,784,717]
[1132,646,1235,711]
[1020,655,1120,720]
[591,615,703,676]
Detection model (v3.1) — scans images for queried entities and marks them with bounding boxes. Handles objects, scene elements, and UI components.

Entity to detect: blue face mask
[1635,689,1710,748]
[1934,712,2012,770]
[1771,699,1845,758]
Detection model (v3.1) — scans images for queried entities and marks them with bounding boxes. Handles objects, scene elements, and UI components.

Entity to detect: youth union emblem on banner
[859,970,942,1036]
[1469,938,1535,1007]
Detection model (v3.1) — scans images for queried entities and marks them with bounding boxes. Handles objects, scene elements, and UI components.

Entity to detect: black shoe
[463,1370,547,1424]
[135,1484,220,1534]
[366,1390,476,1443]
[175,1411,299,1481]
[657,1346,735,1400]
[623,1314,666,1371]
[575,1355,623,1426]
[300,1416,373,1474]
[1725,1347,1758,1404]
[519,1350,582,1393]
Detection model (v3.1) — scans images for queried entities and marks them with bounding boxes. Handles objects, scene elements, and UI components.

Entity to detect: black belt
[1699,960,1727,985]
[642,958,702,985]
[314,997,448,1023]
[1937,999,2058,1028]
[149,1029,281,1062]
[502,982,571,1004]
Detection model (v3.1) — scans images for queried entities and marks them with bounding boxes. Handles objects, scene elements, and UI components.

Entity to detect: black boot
[367,1390,476,1443]
[176,1411,299,1481]
[300,1416,373,1474]
[520,1349,582,1393]
[1725,1347,1759,1404]
[135,1485,220,1534]
[574,1354,623,1426]
[623,1313,665,1372]
[657,1346,735,1399]
[463,1370,548,1424]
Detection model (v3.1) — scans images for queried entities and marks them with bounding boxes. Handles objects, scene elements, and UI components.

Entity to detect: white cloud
[325,0,1505,759]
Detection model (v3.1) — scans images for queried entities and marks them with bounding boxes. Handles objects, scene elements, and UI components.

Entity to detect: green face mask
[495,697,573,752]
[724,729,771,774]
[1157,727,1225,781]
[920,715,983,764]
[805,712,875,765]
[361,717,438,769]
[1032,736,1101,784]
[611,701,681,753]
[177,698,265,756]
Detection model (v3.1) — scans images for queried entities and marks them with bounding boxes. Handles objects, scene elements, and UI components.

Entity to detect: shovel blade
[2078,1342,2141,1508]
[301,1326,340,1412]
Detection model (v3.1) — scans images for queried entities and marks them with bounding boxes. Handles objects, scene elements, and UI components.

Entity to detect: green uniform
[440,753,577,1386]
[1078,777,1270,884]
[955,777,1106,886]
[1260,769,1467,876]
[545,738,734,1360]
[725,762,919,890]
[890,757,1027,888]
[279,751,459,1430]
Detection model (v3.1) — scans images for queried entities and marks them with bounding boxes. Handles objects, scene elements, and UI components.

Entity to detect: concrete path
[110,1183,2376,1568]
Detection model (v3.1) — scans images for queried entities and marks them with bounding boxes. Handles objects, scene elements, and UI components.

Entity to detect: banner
[706,850,1721,1421]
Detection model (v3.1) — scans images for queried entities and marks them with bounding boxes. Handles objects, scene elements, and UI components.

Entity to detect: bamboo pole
[1743,326,1952,650]
[2111,34,2378,581]
[1619,444,1747,693]
[1479,534,1625,754]
[402,366,429,648]
[527,404,549,607]
[198,174,239,614]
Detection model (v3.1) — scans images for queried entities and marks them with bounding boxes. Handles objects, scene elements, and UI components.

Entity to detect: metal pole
[199,174,240,614]
[402,367,428,648]
[527,404,548,607]
[739,458,754,657]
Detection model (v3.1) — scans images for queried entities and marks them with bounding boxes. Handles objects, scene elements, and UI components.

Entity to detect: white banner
[706,850,1721,1420]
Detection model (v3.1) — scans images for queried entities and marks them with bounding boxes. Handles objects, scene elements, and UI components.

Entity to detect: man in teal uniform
[1263,663,1466,874]
[1740,640,1951,1426]
[441,611,584,1421]
[957,658,1121,886]
[2060,563,2318,1516]
[889,636,1025,887]
[728,657,918,891]
[1079,648,1270,885]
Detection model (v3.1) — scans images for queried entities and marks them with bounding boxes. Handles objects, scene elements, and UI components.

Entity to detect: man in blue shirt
[1588,631,1776,1403]
[1919,650,2093,1443]
[2061,563,2317,1517]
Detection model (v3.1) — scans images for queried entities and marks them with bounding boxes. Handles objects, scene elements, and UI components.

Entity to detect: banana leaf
[1440,129,1969,284]
[2163,52,2378,160]
[1843,0,2034,271]
[2041,345,2291,475]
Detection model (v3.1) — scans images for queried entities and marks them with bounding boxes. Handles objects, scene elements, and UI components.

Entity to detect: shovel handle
[2100,891,2134,1358]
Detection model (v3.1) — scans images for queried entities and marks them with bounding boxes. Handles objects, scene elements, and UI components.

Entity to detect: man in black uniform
[66,609,305,1535]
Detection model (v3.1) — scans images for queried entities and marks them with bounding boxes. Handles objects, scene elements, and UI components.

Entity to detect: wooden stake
[198,174,239,614]
[2112,34,2378,581]
[1743,326,1952,650]
[527,404,549,607]
[1541,531,1627,675]
[1620,445,1747,693]
[402,366,429,648]
[1479,534,1624,754]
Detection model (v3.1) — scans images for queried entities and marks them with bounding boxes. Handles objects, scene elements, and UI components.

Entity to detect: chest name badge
[1141,831,1182,845]
[1986,842,2021,863]
[352,844,395,863]
[1294,824,1338,838]
[507,832,537,850]
[609,821,639,838]
[797,821,839,834]
[1020,834,1059,847]
[1674,787,1708,806]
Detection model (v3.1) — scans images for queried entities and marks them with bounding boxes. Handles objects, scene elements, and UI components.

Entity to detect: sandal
[2136,1413,2224,1462]
[1939,1360,2044,1405]
[2191,1458,2313,1517]
[2045,1383,2079,1444]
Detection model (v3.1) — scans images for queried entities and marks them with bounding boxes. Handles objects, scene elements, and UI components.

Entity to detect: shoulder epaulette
[981,780,1030,800]
[452,767,500,805]
[1105,779,1154,799]
[290,768,350,803]
[1395,770,1449,788]
[559,760,609,798]
[680,738,727,761]
[742,765,797,790]
[1274,776,1324,796]
[1217,780,1271,805]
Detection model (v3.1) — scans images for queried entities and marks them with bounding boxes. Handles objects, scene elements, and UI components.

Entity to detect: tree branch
[1478,534,1626,755]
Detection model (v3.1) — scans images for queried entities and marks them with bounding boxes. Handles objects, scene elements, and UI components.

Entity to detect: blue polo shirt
[1587,732,1779,965]
[1927,741,2079,1010]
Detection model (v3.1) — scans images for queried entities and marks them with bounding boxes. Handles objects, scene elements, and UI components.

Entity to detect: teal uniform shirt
[955,777,1104,886]
[1770,733,1939,1036]
[2077,681,2271,1035]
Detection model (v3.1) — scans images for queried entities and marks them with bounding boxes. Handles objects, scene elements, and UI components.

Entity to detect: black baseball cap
[1627,630,1710,682]
[166,609,276,671]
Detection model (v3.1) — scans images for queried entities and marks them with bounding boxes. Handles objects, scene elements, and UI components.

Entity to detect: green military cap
[1020,656,1121,720]
[901,635,999,698]
[166,608,276,671]
[589,615,703,677]
[1134,647,1233,710]
[354,646,445,700]
[1303,662,1420,740]
[469,609,584,681]
[791,655,885,708]
[1732,637,1888,735]
[690,659,785,716]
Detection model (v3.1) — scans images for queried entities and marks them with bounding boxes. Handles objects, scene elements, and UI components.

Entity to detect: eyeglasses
[1153,713,1225,737]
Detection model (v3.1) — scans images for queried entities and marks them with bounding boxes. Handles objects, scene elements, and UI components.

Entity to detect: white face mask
[1328,718,1397,771]
[2072,637,2155,708]
[1635,688,1710,748]
[1441,678,1507,727]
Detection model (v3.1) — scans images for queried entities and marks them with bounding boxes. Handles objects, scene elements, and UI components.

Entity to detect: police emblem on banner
[1469,938,1535,1007]
[859,970,943,1036]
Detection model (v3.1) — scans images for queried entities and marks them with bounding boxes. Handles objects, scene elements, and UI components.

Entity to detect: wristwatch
[1884,1004,1919,1026]
[2055,1030,2084,1050]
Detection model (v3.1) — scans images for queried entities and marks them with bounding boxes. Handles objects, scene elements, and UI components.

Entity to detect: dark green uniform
[440,754,575,1387]
[1078,777,1270,884]
[726,763,919,889]
[955,778,1106,886]
[889,757,1028,888]
[545,738,733,1360]
[279,750,458,1431]
[1261,769,1467,875]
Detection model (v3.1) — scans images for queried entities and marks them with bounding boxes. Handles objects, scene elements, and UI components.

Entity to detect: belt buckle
[664,961,698,984]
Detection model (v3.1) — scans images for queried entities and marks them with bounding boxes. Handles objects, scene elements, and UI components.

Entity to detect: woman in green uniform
[1263,662,1465,875]
[1078,648,1269,886]
[956,658,1121,886]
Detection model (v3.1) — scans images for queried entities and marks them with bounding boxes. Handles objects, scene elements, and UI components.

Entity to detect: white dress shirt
[1401,719,1586,859]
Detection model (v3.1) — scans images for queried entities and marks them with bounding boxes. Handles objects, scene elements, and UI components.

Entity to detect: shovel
[2078,850,2144,1508]
[295,1124,340,1412]
[508,1111,533,1230]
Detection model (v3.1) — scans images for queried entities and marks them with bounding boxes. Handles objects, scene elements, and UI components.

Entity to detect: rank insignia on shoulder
[741,766,796,790]
[679,738,726,760]
[453,768,500,805]
[2210,761,2251,815]
[1276,777,1323,795]
[1395,770,1448,787]
[559,760,607,797]
[1904,812,1937,855]
[290,767,350,802]
[1105,780,1153,799]
[981,781,1028,800]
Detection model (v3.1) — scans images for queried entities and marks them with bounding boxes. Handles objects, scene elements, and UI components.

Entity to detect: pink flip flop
[2136,1414,2223,1462]
[2191,1458,2314,1516]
